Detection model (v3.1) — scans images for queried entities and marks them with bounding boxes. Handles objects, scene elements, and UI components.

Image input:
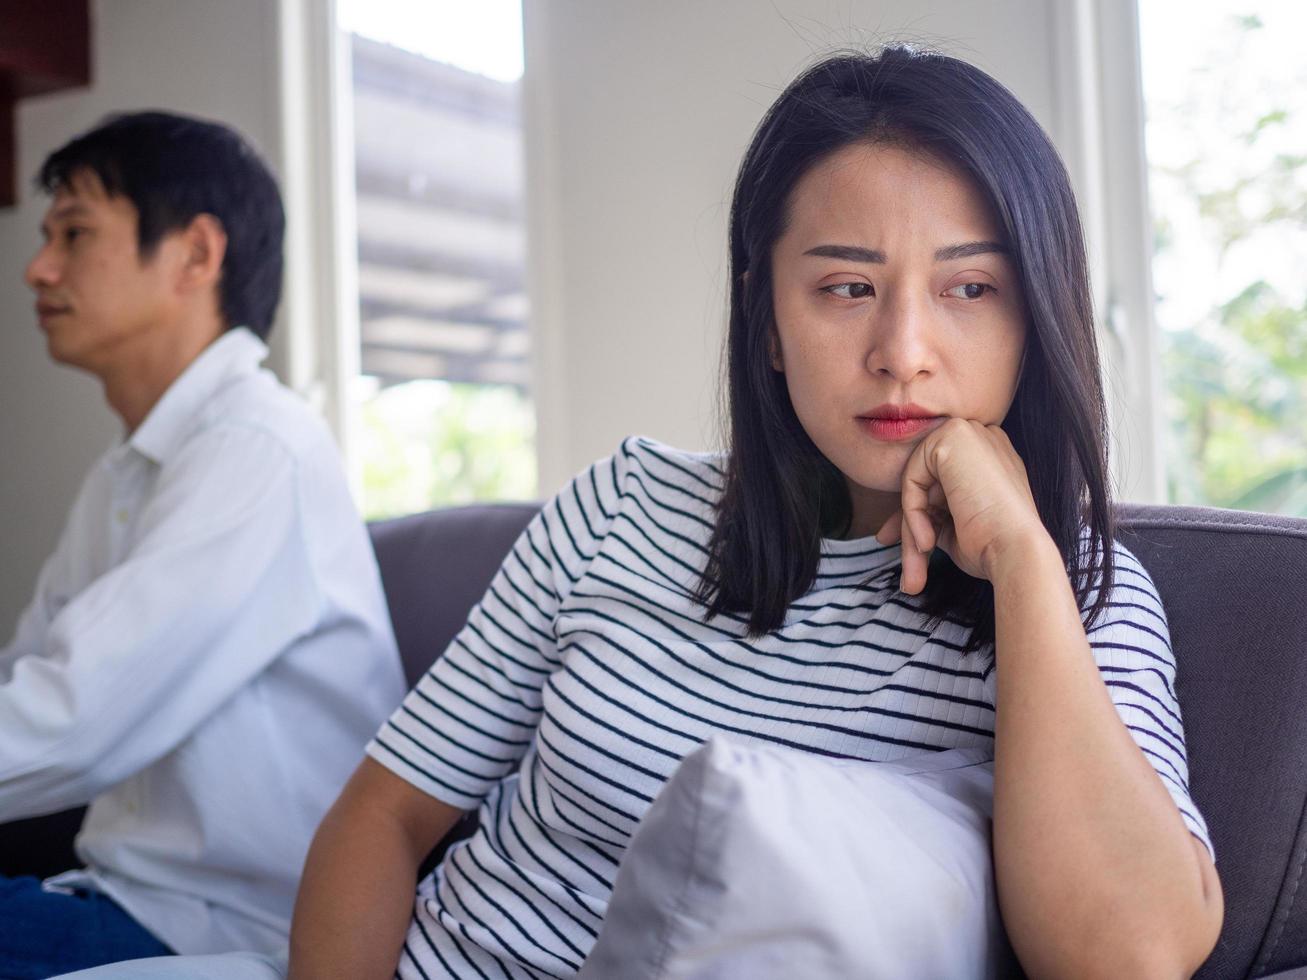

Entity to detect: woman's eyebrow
[803,244,886,263]
[934,240,1008,261]
[803,241,1009,263]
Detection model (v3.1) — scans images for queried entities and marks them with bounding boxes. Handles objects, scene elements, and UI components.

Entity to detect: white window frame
[1049,0,1166,504]
[273,0,363,496]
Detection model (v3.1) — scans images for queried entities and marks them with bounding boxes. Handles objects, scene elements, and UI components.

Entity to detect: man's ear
[177,213,228,294]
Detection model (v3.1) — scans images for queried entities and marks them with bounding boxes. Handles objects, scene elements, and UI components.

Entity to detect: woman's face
[769,141,1028,537]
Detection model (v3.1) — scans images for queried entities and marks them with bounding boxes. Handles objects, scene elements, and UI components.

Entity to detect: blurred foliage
[1152,9,1307,513]
[360,381,536,520]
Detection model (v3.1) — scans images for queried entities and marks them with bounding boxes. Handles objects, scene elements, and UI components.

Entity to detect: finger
[934,516,958,562]
[920,485,949,553]
[983,423,1037,499]
[875,510,903,546]
[908,510,936,555]
[983,421,1013,448]
[926,481,948,510]
[899,440,941,557]
[982,423,1023,471]
[899,500,930,595]
[909,509,941,556]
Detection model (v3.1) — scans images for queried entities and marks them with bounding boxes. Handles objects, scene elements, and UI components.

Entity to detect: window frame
[1049,0,1166,504]
[275,0,363,494]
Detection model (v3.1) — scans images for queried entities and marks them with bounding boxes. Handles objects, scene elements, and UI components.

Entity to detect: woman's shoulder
[1107,540,1157,589]
[545,436,725,539]
[568,435,727,505]
[1072,528,1162,600]
[615,435,727,490]
[1070,529,1172,655]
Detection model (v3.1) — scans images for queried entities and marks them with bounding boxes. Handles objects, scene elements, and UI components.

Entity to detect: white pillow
[579,738,1022,980]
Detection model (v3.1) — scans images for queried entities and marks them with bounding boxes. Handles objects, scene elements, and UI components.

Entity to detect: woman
[64,44,1223,980]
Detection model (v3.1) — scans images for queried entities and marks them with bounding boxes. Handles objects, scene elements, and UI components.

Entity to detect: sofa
[3,500,1305,979]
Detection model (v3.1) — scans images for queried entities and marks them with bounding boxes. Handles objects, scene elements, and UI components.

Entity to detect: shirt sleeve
[0,422,323,820]
[1083,542,1215,861]
[0,469,100,684]
[366,444,631,810]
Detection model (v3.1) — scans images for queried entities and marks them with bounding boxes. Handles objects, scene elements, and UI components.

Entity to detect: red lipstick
[857,404,943,442]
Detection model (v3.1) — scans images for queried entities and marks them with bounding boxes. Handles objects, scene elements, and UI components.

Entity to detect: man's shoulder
[189,369,334,463]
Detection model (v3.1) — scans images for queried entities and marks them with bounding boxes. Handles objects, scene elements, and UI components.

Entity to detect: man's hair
[38,110,285,339]
[696,46,1115,650]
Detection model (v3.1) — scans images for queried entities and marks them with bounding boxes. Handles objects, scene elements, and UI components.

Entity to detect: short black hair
[697,46,1114,650]
[37,110,285,339]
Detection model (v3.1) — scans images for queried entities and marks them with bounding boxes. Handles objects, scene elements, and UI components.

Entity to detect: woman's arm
[881,419,1223,978]
[988,533,1222,979]
[288,757,464,980]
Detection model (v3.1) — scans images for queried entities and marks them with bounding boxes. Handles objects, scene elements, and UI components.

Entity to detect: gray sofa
[3,501,1305,979]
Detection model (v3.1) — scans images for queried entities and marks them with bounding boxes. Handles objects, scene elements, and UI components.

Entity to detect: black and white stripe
[368,436,1211,979]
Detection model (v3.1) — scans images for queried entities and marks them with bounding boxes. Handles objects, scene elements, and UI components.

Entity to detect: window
[338,0,536,518]
[1139,1,1307,513]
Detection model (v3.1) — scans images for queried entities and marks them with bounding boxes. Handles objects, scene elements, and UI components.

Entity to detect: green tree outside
[360,381,537,520]
[1143,4,1307,513]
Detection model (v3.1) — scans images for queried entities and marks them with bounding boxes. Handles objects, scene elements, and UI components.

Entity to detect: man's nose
[25,243,59,290]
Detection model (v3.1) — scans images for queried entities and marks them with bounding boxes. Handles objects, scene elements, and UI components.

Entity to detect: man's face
[25,170,178,376]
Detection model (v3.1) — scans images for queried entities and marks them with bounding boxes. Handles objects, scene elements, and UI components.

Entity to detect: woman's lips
[857,415,944,441]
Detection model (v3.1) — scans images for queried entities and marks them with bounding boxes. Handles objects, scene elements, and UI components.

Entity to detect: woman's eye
[945,282,992,300]
[824,282,873,299]
[64,228,85,245]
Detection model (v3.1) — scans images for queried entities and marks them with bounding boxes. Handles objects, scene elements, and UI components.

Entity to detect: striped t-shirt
[367,436,1211,979]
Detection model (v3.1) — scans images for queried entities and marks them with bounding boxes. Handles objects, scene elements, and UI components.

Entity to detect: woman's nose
[865,292,937,382]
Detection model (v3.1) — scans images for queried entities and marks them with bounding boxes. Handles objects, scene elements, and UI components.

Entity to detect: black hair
[696,46,1114,651]
[37,110,285,339]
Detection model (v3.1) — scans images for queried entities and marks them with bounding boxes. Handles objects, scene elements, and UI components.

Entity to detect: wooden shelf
[0,0,91,206]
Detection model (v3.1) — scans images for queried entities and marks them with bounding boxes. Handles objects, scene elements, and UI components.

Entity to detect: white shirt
[0,328,407,955]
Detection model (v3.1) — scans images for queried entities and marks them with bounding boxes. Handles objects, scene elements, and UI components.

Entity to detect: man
[0,111,406,977]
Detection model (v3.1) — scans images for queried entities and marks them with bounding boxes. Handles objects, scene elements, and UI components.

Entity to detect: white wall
[0,0,1150,629]
[0,0,282,633]
[521,0,1146,497]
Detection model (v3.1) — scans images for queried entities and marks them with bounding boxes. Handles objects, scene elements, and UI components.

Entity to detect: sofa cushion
[368,502,537,687]
[1117,504,1307,979]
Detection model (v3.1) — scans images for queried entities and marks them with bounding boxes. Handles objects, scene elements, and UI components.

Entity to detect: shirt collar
[127,328,268,465]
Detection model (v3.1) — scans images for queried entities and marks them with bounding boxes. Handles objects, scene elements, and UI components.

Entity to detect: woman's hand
[874,418,1048,594]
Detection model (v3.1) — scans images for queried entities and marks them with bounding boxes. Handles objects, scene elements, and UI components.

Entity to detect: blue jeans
[0,876,173,980]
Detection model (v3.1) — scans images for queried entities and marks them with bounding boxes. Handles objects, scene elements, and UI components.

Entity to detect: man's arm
[289,758,464,980]
[0,423,321,818]
[0,466,102,684]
